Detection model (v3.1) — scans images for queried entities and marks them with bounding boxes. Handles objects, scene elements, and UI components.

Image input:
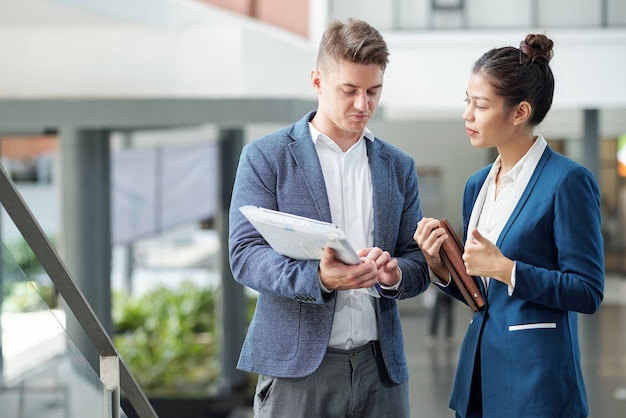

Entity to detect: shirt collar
[308,123,374,145]
[491,135,548,183]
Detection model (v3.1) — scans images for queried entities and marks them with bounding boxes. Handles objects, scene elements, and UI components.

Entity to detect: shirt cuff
[429,267,452,287]
[378,266,403,291]
[507,261,517,296]
[319,275,333,294]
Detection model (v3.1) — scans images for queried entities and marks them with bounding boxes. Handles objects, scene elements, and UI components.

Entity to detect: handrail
[0,163,158,418]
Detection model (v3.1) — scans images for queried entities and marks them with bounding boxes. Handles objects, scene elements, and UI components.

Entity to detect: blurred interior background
[0,1,625,417]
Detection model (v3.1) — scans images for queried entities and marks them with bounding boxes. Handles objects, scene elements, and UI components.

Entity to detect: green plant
[5,237,51,277]
[2,238,57,311]
[1,280,56,312]
[113,281,220,398]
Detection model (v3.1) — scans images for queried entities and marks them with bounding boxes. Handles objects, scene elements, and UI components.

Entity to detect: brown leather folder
[439,219,485,312]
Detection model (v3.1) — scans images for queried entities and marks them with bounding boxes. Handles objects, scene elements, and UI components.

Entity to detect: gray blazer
[228,111,429,384]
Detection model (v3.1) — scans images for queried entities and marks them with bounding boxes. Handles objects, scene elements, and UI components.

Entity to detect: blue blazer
[228,111,429,384]
[445,146,604,418]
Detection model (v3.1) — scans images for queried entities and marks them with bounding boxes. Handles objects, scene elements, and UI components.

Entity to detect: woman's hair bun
[519,34,554,64]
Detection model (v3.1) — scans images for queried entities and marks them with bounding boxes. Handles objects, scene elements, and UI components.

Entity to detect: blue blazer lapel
[496,147,553,247]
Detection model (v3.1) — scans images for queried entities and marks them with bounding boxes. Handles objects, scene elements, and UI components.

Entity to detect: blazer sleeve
[228,138,329,304]
[510,164,604,314]
[388,156,430,300]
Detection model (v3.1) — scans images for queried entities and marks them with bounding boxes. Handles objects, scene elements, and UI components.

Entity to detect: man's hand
[358,247,401,287]
[318,247,379,291]
[318,246,401,290]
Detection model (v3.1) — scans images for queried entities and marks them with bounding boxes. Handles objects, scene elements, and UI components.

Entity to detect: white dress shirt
[469,136,547,294]
[309,123,379,349]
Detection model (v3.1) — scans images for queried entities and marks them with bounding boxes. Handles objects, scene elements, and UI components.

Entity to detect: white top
[310,122,378,349]
[469,136,547,294]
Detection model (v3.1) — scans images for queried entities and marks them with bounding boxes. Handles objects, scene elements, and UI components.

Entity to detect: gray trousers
[253,341,410,418]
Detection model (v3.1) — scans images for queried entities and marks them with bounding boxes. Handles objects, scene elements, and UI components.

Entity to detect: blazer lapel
[287,115,332,223]
[496,147,553,247]
[366,139,390,247]
[466,149,553,300]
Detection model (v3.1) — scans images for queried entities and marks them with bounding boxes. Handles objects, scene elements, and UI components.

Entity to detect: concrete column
[117,131,134,296]
[0,143,4,382]
[0,219,4,383]
[583,109,600,180]
[217,128,247,392]
[59,127,112,370]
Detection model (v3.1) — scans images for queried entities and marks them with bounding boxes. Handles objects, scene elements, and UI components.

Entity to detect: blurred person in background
[424,290,455,349]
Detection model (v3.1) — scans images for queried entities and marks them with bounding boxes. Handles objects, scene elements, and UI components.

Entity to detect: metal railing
[0,163,157,418]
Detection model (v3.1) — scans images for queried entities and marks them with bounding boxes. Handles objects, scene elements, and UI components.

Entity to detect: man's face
[311,60,384,144]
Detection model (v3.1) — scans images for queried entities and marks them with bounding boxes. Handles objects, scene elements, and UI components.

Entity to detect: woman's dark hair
[317,18,390,71]
[472,34,555,126]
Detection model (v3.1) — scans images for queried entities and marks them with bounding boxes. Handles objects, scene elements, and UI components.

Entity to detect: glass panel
[330,0,394,30]
[327,0,623,30]
[0,237,110,418]
[538,0,602,27]
[467,0,532,28]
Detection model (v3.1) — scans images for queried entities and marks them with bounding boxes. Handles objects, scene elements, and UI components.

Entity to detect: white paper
[239,205,379,297]
[240,205,360,264]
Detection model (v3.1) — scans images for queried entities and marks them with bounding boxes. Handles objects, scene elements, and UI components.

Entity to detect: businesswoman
[414,33,604,418]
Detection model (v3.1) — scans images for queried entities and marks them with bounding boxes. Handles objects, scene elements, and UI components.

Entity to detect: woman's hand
[414,217,450,282]
[463,228,514,286]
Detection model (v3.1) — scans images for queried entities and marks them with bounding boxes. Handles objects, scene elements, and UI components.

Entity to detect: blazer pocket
[508,322,556,331]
